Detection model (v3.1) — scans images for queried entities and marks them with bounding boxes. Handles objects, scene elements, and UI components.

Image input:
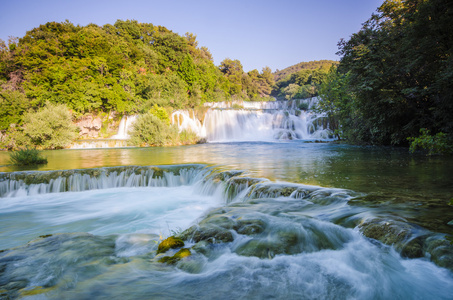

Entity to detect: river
[0,102,452,299]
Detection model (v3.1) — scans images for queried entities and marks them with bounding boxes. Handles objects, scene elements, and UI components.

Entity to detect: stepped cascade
[173,97,332,142]
[70,98,331,148]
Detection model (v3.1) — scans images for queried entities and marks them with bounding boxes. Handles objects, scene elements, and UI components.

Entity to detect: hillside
[271,60,338,100]
[273,60,338,82]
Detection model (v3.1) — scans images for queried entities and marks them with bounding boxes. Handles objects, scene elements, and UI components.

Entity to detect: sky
[0,0,383,72]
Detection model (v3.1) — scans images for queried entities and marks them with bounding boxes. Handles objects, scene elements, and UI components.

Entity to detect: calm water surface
[1,141,452,199]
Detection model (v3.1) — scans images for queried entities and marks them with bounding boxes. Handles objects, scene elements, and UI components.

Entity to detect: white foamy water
[172,100,332,143]
[0,185,222,249]
[0,165,452,299]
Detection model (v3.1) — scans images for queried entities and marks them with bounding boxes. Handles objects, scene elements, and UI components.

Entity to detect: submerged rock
[359,217,453,271]
[179,225,234,244]
[233,219,266,235]
[0,233,123,299]
[158,248,191,264]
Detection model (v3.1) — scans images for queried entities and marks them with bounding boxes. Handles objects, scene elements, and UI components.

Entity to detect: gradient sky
[0,0,383,72]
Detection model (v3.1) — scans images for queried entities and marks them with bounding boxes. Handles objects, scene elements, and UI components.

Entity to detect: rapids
[0,162,452,299]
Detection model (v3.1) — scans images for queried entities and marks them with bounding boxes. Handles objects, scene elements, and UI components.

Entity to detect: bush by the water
[408,128,452,156]
[10,148,48,166]
[11,103,78,150]
[129,113,179,146]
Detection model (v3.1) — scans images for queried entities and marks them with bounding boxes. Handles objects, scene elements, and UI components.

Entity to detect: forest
[272,60,337,100]
[0,20,279,148]
[318,0,452,152]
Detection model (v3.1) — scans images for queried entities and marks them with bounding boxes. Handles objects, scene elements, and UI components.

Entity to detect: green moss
[158,248,191,264]
[157,236,185,254]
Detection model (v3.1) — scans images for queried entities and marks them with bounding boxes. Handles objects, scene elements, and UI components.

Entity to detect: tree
[317,67,355,140]
[336,0,453,145]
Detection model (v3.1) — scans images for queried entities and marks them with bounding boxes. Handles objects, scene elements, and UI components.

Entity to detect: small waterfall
[112,115,137,139]
[70,115,137,149]
[173,98,332,142]
[0,165,207,197]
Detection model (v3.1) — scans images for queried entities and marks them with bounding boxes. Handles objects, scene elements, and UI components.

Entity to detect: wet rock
[401,237,424,258]
[179,225,234,244]
[158,248,191,265]
[233,219,266,235]
[226,177,267,200]
[425,236,453,271]
[199,215,235,230]
[235,239,276,259]
[359,219,412,246]
[191,240,212,256]
[208,170,243,183]
[156,236,185,254]
[247,184,299,199]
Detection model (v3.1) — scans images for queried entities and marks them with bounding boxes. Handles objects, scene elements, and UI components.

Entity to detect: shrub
[19,103,78,149]
[129,112,179,146]
[10,148,48,166]
[408,128,453,155]
[178,129,200,145]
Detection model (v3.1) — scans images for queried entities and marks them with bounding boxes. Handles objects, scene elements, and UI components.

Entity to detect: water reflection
[1,142,452,201]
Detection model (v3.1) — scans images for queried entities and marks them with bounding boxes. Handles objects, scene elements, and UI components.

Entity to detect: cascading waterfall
[71,98,330,148]
[173,97,333,142]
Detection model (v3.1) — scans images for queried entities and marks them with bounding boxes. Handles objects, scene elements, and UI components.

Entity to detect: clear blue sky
[0,0,383,72]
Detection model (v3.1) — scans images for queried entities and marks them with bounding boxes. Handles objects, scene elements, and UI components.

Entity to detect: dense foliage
[319,0,453,148]
[272,60,337,100]
[0,20,276,148]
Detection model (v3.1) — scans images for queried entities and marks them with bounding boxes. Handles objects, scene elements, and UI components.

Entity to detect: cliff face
[74,115,102,138]
[74,113,119,139]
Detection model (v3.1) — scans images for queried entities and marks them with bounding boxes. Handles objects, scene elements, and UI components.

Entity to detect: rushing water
[0,143,452,299]
[1,98,453,299]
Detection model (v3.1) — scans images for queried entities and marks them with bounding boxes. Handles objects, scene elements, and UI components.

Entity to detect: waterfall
[70,98,331,148]
[112,115,137,139]
[173,98,332,142]
[70,115,137,149]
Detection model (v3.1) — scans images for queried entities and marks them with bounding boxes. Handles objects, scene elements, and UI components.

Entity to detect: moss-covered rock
[359,219,412,246]
[233,219,266,235]
[208,170,244,183]
[156,236,185,254]
[424,237,453,271]
[158,248,191,264]
[400,237,424,258]
[179,225,234,244]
